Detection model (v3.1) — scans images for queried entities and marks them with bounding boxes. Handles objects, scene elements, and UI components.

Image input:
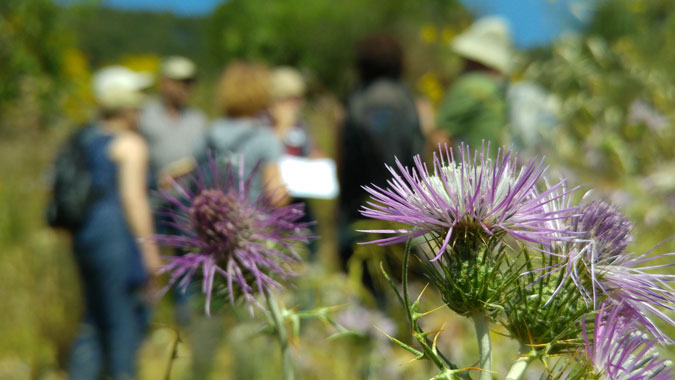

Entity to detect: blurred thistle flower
[154,157,313,315]
[583,301,675,380]
[359,143,575,260]
[573,200,633,260]
[534,200,631,299]
[540,200,675,343]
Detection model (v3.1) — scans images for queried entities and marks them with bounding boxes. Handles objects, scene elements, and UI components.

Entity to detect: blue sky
[460,0,593,47]
[99,0,220,16]
[93,0,594,47]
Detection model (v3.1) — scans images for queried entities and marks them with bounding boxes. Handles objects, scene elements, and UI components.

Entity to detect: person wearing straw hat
[68,66,161,380]
[437,16,513,151]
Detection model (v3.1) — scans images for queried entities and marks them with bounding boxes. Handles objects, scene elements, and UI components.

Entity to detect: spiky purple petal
[598,250,675,344]
[584,302,675,380]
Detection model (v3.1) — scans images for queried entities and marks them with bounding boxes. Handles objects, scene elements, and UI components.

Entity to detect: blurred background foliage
[524,0,675,252]
[0,0,75,131]
[207,0,468,92]
[0,0,674,378]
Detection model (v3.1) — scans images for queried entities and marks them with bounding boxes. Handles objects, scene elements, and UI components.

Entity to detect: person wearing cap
[140,56,207,190]
[437,16,513,151]
[68,66,161,380]
[269,66,317,157]
[139,56,207,327]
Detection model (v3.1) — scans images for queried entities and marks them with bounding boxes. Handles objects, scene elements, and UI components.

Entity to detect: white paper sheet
[278,155,339,199]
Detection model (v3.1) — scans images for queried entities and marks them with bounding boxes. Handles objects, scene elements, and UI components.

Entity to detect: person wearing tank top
[68,66,161,380]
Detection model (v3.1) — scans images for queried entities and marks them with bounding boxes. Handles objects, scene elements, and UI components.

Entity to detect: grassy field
[0,90,673,379]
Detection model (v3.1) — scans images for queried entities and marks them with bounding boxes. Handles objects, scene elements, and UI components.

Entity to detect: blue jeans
[68,240,149,380]
[154,203,193,327]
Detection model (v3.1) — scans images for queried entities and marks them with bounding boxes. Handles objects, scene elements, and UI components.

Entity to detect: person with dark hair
[337,34,425,291]
[355,34,404,83]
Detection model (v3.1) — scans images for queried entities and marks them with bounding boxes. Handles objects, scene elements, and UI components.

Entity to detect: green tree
[207,0,467,93]
[0,0,76,129]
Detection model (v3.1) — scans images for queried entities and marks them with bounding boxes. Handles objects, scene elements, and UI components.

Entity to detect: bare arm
[110,132,162,274]
[263,162,290,208]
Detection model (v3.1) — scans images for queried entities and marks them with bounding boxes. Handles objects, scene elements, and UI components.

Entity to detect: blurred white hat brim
[452,16,513,74]
[161,56,197,80]
[96,91,148,110]
[93,66,153,109]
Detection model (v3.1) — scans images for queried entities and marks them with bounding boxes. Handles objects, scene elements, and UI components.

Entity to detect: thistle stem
[505,346,532,380]
[472,312,492,380]
[266,293,294,380]
[163,328,181,380]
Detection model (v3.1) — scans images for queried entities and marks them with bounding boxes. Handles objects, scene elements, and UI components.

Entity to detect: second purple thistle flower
[154,157,313,315]
[359,143,575,260]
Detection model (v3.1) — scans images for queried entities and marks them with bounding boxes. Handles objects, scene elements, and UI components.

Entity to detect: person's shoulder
[209,117,240,129]
[457,72,498,88]
[138,98,163,131]
[184,106,207,123]
[453,73,501,97]
[250,125,283,149]
[209,117,240,135]
[140,97,163,116]
[363,78,408,95]
[110,131,148,160]
[352,79,413,108]
[207,117,248,144]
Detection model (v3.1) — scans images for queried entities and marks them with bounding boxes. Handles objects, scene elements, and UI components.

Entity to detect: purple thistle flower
[541,200,675,343]
[359,143,575,260]
[574,201,633,261]
[583,301,675,380]
[536,200,633,305]
[154,156,313,315]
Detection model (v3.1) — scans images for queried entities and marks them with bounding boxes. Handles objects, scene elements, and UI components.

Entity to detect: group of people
[67,57,316,379]
[63,16,556,379]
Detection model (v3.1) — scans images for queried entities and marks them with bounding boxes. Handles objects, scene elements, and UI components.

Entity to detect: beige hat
[452,16,513,74]
[161,56,197,80]
[92,66,153,110]
[271,67,306,101]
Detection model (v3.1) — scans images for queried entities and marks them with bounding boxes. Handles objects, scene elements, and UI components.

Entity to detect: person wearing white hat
[69,66,161,379]
[451,16,513,75]
[437,16,513,152]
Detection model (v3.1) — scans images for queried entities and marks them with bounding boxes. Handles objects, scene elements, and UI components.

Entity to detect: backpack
[46,124,100,230]
[340,79,425,219]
